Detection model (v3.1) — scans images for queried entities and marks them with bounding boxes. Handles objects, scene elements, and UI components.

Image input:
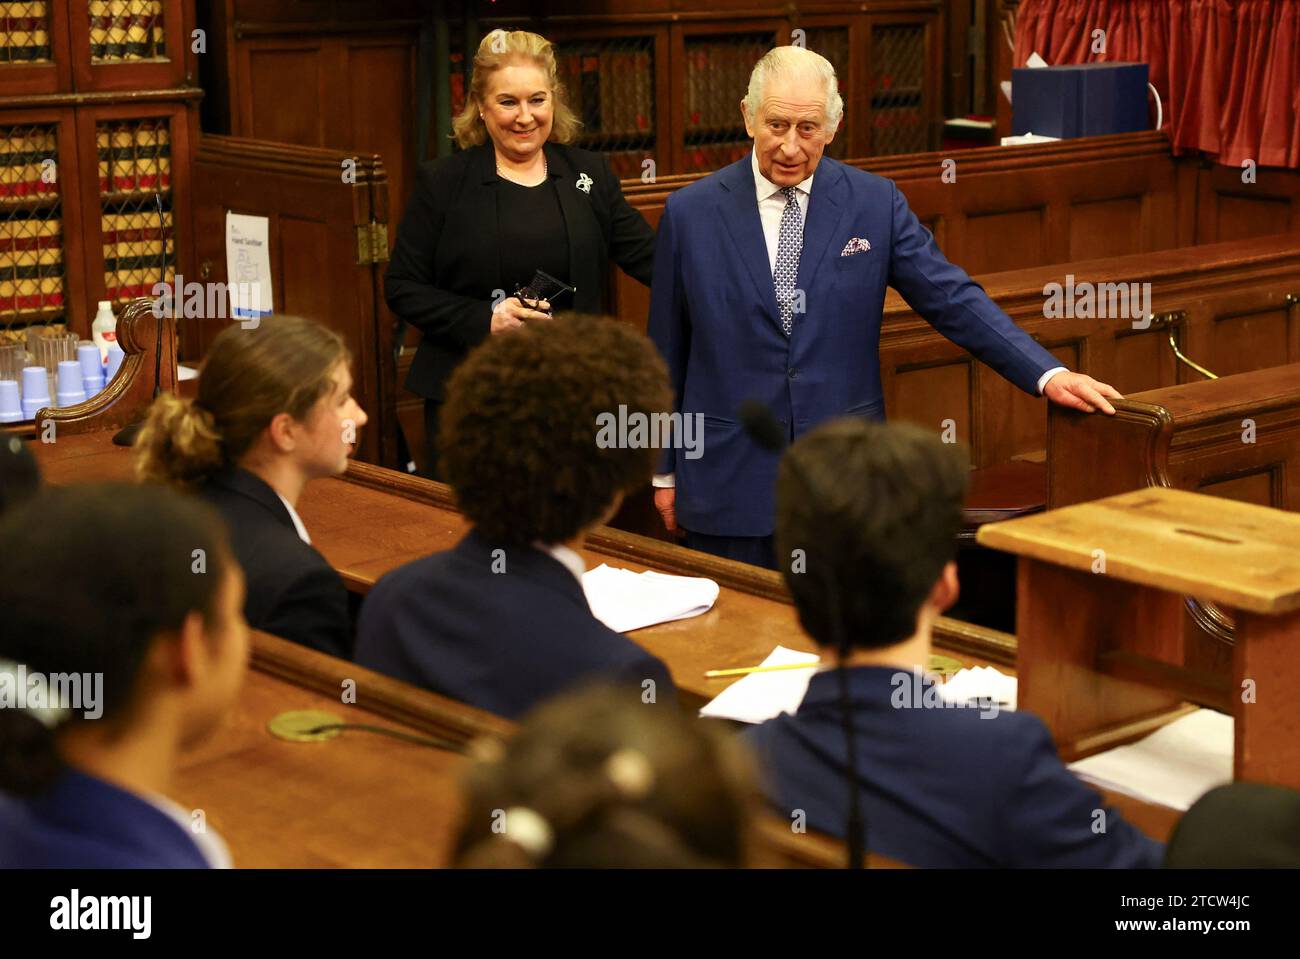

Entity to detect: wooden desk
[31,432,1181,850]
[176,630,507,868]
[187,631,864,868]
[30,431,1015,708]
[980,487,1300,788]
[1048,363,1300,688]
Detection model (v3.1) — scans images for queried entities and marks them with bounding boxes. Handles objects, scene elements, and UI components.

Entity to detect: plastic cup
[56,360,87,407]
[77,342,105,397]
[0,380,20,423]
[104,341,125,385]
[20,366,50,420]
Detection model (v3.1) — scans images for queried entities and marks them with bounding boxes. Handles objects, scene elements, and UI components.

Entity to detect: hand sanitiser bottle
[91,300,117,363]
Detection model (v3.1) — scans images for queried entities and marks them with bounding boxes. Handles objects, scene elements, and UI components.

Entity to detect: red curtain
[1013,0,1300,169]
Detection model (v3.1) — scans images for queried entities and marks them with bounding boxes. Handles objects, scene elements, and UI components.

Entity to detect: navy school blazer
[0,768,212,868]
[354,528,676,720]
[199,468,351,659]
[744,666,1165,868]
[647,153,1064,537]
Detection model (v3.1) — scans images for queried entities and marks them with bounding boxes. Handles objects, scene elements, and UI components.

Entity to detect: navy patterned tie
[773,186,804,336]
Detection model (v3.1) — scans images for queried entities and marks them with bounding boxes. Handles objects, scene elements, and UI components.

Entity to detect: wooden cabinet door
[0,0,74,94]
[69,0,189,92]
[0,105,88,334]
[190,135,396,467]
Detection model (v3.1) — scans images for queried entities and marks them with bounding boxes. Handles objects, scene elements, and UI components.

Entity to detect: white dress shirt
[653,150,1066,488]
[275,491,312,545]
[535,541,586,584]
[141,790,234,869]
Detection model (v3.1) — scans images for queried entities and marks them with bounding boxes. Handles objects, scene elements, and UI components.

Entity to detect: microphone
[739,399,867,869]
[112,193,168,447]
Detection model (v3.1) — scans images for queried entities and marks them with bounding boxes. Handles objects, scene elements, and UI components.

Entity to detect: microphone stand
[739,400,867,868]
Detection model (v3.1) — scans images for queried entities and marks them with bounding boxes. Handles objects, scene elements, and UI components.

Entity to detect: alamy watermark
[890,669,1004,719]
[150,273,270,329]
[0,662,103,721]
[595,405,704,460]
[1042,274,1151,322]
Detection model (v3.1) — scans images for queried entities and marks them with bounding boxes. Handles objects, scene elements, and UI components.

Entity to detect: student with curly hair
[454,686,756,867]
[135,316,367,658]
[355,314,676,719]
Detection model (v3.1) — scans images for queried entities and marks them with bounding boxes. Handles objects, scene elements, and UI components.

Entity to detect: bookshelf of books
[0,0,196,343]
[488,4,941,177]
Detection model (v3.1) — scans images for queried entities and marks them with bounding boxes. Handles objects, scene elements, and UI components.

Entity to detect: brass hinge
[355,222,390,265]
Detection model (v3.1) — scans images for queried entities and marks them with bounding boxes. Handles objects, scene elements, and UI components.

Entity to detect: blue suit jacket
[354,529,676,720]
[0,769,211,868]
[648,154,1062,536]
[745,667,1165,868]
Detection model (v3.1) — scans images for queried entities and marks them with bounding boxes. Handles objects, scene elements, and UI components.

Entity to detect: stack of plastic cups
[56,360,87,408]
[0,379,20,423]
[104,340,125,386]
[21,366,51,420]
[0,344,27,423]
[77,341,105,398]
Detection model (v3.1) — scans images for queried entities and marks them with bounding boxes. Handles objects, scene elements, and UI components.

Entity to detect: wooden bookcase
[199,2,944,198]
[0,0,198,343]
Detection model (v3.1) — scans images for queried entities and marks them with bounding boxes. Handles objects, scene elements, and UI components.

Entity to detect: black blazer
[354,528,676,720]
[384,141,656,401]
[199,468,351,658]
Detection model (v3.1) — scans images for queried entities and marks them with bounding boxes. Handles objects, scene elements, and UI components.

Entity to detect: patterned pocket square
[840,237,872,257]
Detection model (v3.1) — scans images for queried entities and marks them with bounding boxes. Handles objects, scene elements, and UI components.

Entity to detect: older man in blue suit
[648,45,1122,567]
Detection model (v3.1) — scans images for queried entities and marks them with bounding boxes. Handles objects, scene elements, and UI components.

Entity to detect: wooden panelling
[191,135,397,467]
[243,44,326,144]
[880,234,1300,467]
[231,33,417,216]
[1046,364,1300,699]
[962,205,1048,274]
[1207,304,1295,378]
[1195,162,1300,243]
[891,358,973,442]
[1068,195,1145,261]
[1198,469,1276,507]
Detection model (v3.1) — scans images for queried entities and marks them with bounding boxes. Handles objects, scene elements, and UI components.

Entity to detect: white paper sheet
[1068,709,1234,811]
[938,666,1018,711]
[225,212,273,324]
[698,646,821,724]
[581,564,719,634]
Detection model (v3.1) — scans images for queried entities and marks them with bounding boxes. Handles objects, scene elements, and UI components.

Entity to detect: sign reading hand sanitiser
[225,212,274,326]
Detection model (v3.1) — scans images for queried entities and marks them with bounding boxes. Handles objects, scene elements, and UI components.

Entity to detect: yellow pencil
[706,654,964,679]
[705,661,820,678]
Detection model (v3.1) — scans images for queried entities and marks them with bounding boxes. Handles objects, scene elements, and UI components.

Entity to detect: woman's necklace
[496,151,548,186]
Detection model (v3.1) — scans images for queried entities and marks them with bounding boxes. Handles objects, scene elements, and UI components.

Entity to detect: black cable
[304,723,467,754]
[151,192,165,400]
[739,399,867,869]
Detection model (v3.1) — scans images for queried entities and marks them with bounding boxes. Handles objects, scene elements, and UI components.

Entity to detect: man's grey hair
[743,45,844,133]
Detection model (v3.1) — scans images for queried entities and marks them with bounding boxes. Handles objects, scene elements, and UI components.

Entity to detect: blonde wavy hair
[451,29,581,149]
[135,315,350,490]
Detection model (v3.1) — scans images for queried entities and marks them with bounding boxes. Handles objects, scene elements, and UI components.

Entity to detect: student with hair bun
[455,685,757,868]
[136,316,366,658]
[0,483,248,868]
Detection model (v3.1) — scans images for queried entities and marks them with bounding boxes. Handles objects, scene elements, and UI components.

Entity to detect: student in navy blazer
[356,316,676,720]
[137,315,366,659]
[0,484,248,868]
[745,419,1163,868]
[647,46,1123,566]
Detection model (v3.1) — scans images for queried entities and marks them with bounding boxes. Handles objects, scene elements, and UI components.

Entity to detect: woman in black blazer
[384,28,656,477]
